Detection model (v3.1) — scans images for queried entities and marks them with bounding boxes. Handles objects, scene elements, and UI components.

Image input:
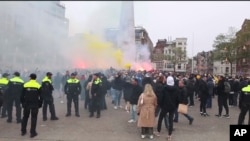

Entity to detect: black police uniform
[0,73,9,118]
[238,82,250,125]
[21,74,43,138]
[41,72,58,121]
[6,72,24,123]
[64,73,81,117]
[89,73,102,118]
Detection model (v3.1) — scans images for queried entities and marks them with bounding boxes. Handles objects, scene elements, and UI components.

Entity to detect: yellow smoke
[81,33,130,69]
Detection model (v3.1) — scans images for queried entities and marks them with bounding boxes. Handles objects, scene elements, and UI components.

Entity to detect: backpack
[224,81,231,93]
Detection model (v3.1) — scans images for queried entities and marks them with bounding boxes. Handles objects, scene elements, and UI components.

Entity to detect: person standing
[61,71,70,103]
[156,76,179,141]
[64,72,82,117]
[41,72,59,121]
[238,80,250,125]
[21,73,43,138]
[0,73,9,118]
[215,76,230,118]
[6,72,24,123]
[89,73,102,118]
[137,84,157,139]
[128,78,143,123]
[198,76,209,116]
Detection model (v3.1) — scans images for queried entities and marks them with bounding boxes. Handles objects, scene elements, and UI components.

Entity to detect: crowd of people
[0,69,250,140]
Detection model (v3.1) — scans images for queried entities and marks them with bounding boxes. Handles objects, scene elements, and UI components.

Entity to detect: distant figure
[21,73,43,138]
[64,72,82,117]
[6,72,24,123]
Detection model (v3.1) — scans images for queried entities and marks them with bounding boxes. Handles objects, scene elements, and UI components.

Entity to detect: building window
[184,42,187,45]
[178,42,182,45]
[178,64,181,69]
[225,67,229,73]
[167,63,172,68]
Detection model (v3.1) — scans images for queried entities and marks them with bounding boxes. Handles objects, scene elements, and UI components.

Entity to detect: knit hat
[166,76,174,86]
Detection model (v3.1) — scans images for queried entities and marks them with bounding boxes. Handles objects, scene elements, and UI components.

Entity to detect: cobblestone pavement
[0,93,248,141]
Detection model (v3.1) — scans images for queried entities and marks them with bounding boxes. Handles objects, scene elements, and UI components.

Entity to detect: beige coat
[137,93,157,127]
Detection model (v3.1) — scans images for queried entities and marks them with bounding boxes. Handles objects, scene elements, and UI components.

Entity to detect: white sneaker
[128,119,135,123]
[149,135,154,139]
[114,106,118,109]
[60,100,64,104]
[141,135,146,139]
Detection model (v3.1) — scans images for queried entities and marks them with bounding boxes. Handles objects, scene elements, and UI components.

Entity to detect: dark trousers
[84,91,90,109]
[66,94,79,115]
[141,127,153,135]
[200,96,207,113]
[173,109,178,122]
[206,95,212,108]
[100,93,107,110]
[89,96,101,116]
[238,104,250,125]
[228,93,234,106]
[7,97,21,122]
[183,113,193,121]
[233,92,239,106]
[188,92,194,106]
[218,95,229,115]
[1,99,7,116]
[43,99,56,118]
[157,110,174,136]
[21,107,39,134]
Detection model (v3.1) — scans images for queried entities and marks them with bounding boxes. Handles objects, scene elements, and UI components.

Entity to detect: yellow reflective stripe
[0,78,9,85]
[94,78,102,84]
[242,85,250,95]
[67,78,80,83]
[10,77,24,83]
[24,80,41,89]
[42,76,52,83]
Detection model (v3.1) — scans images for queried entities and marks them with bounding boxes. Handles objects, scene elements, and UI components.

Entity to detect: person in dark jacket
[206,77,214,108]
[123,76,133,112]
[89,73,102,118]
[238,80,250,125]
[232,77,240,106]
[6,72,24,123]
[112,73,124,109]
[142,73,153,88]
[21,73,43,138]
[155,76,179,140]
[41,72,59,121]
[198,76,209,116]
[0,73,9,118]
[215,76,230,118]
[177,79,194,125]
[186,76,195,107]
[64,72,82,117]
[128,78,143,123]
[99,73,108,110]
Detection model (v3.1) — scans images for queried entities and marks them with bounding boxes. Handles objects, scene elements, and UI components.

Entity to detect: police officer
[41,72,59,121]
[89,73,102,118]
[21,73,43,138]
[238,80,250,125]
[64,72,81,117]
[6,72,24,123]
[0,73,9,118]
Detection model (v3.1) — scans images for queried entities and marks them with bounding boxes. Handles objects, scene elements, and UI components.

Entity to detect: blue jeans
[130,104,137,120]
[111,88,115,103]
[114,89,122,107]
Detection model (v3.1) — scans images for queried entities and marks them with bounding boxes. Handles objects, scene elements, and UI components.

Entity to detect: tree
[213,27,237,76]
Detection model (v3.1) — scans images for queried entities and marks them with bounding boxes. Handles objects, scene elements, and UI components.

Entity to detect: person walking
[20,73,43,138]
[0,73,9,118]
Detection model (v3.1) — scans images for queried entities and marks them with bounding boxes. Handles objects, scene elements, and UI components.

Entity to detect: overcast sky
[63,1,250,57]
